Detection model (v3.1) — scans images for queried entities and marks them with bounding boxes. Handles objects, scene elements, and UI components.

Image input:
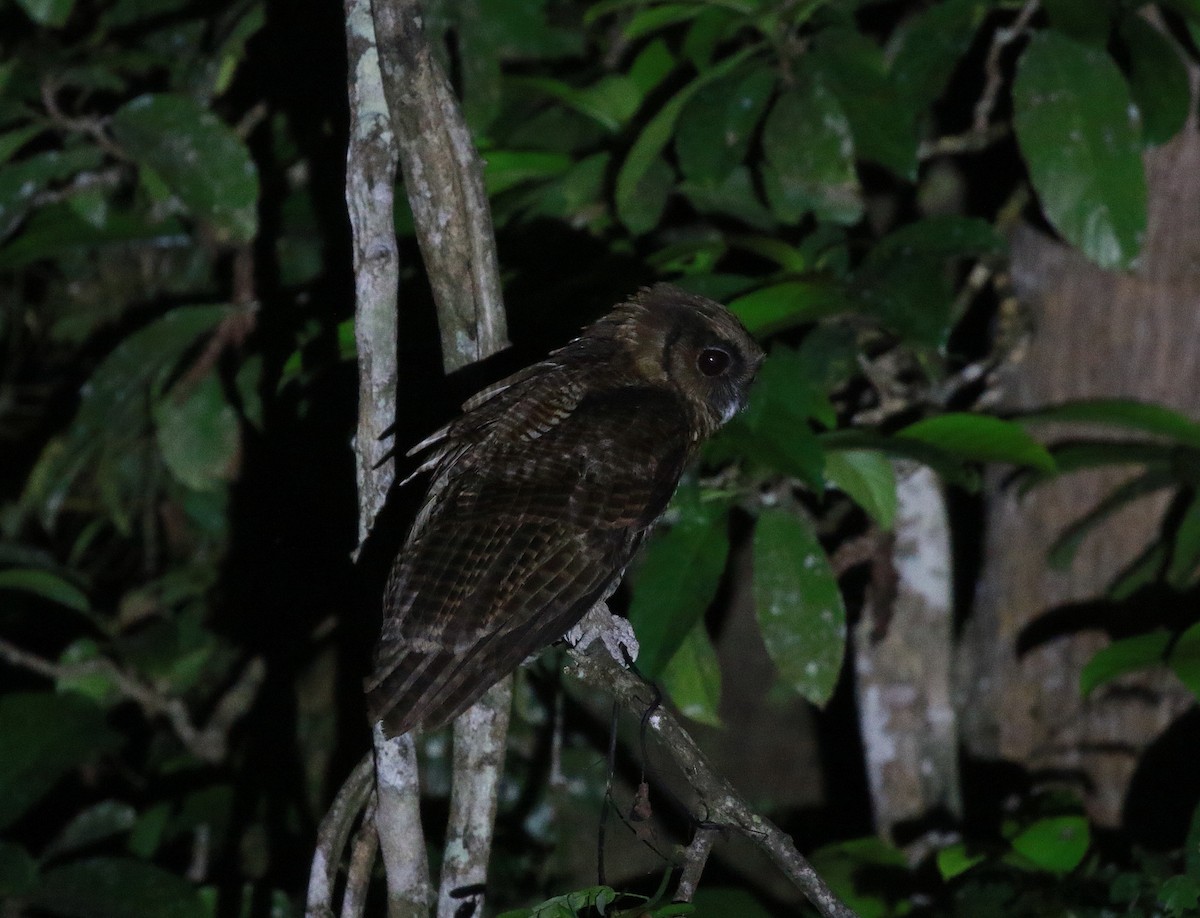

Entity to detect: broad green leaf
[0,202,187,271]
[484,150,572,195]
[0,693,121,830]
[496,886,618,918]
[1009,815,1090,873]
[0,126,43,165]
[819,429,980,491]
[154,373,240,493]
[1080,630,1171,696]
[808,30,918,179]
[42,801,137,860]
[1120,15,1190,146]
[31,858,206,918]
[0,567,89,611]
[1013,32,1146,269]
[627,494,729,677]
[624,3,704,40]
[682,7,740,69]
[899,414,1056,472]
[1168,621,1200,700]
[617,155,673,237]
[729,280,850,334]
[111,94,259,242]
[1160,875,1200,915]
[889,0,991,112]
[869,216,1005,261]
[1108,539,1168,600]
[680,166,774,231]
[0,841,37,897]
[824,450,897,530]
[14,0,75,26]
[753,508,846,706]
[676,68,774,185]
[1047,469,1174,570]
[1022,398,1200,449]
[660,625,721,726]
[761,72,861,225]
[57,639,121,705]
[128,803,172,859]
[615,45,758,232]
[937,842,985,880]
[690,888,774,918]
[508,75,640,132]
[808,837,907,918]
[1168,494,1200,588]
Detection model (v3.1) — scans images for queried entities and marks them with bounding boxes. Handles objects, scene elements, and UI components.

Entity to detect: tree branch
[673,827,717,903]
[369,0,509,372]
[565,619,857,918]
[307,752,375,918]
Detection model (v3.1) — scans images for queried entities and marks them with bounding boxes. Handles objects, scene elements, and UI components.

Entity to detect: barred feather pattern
[366,284,763,736]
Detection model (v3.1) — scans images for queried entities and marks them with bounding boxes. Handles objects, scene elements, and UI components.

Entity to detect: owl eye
[697,347,731,377]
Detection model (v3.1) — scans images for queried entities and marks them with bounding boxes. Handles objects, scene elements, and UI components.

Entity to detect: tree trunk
[960,74,1200,824]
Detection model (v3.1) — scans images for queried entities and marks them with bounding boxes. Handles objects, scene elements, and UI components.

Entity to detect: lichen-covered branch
[369,0,508,372]
[306,752,375,918]
[566,615,857,918]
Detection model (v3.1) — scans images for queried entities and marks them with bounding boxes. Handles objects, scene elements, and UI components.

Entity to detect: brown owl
[366,284,764,736]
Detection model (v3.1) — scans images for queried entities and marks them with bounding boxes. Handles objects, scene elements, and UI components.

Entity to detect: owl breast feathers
[365,284,764,736]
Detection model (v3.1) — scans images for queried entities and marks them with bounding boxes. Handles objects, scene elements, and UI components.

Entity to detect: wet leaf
[112,93,259,242]
[753,508,845,706]
[1013,31,1146,269]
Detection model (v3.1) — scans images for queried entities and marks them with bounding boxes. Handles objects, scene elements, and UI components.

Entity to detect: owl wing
[365,384,692,736]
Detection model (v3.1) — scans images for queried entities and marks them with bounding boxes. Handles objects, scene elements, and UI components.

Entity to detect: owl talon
[565,603,640,668]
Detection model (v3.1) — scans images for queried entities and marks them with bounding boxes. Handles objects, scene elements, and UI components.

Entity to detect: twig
[307,752,376,918]
[40,79,127,160]
[918,123,1010,161]
[566,616,858,918]
[673,827,718,903]
[370,0,509,373]
[0,636,263,765]
[973,0,1040,135]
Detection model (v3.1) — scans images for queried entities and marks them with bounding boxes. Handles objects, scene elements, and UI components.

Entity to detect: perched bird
[366,284,764,736]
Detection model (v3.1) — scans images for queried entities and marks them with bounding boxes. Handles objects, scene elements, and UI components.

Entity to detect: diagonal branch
[566,614,858,918]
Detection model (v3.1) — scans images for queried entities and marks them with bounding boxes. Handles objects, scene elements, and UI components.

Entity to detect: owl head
[603,284,764,435]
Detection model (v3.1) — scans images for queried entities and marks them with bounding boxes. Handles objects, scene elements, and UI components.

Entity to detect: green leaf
[627,494,730,677]
[0,126,44,165]
[752,508,846,707]
[819,429,981,491]
[57,639,121,705]
[0,693,121,830]
[761,71,861,225]
[1009,815,1090,873]
[1169,494,1200,588]
[689,888,774,918]
[496,886,618,918]
[1120,15,1190,146]
[728,280,851,334]
[869,215,1005,261]
[889,0,991,112]
[615,45,758,233]
[111,94,259,243]
[679,166,775,231]
[824,450,897,530]
[154,373,240,492]
[1160,875,1200,915]
[1047,469,1174,570]
[808,30,918,179]
[675,67,774,185]
[30,858,206,918]
[937,842,985,880]
[14,0,75,26]
[1021,398,1200,449]
[484,150,572,195]
[1168,621,1200,701]
[42,801,138,860]
[660,625,721,726]
[1013,31,1146,269]
[898,414,1056,472]
[0,567,90,611]
[1080,630,1171,696]
[0,147,104,242]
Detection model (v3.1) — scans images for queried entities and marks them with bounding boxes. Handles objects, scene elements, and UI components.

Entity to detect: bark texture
[961,79,1200,823]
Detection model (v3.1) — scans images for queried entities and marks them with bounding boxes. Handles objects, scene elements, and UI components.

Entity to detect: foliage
[2,0,1198,913]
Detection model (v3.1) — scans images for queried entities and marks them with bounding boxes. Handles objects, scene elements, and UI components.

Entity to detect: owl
[366,284,764,736]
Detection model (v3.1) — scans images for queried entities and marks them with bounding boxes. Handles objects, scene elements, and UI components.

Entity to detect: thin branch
[566,617,858,918]
[0,636,263,765]
[307,752,376,918]
[673,827,718,903]
[370,0,509,373]
[973,0,1040,135]
[436,677,512,918]
[340,795,380,918]
[373,726,434,917]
